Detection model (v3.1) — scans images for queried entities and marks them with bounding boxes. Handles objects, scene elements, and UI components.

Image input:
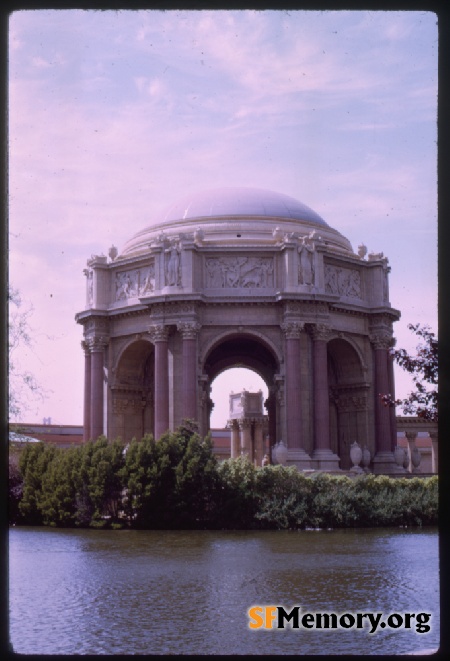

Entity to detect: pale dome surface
[155,186,329,227]
[121,186,353,256]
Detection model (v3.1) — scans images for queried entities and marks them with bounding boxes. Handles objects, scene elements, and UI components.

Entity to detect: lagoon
[9,526,439,655]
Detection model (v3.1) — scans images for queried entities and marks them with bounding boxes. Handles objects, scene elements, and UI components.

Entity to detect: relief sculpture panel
[115,263,155,301]
[205,256,274,289]
[324,264,361,298]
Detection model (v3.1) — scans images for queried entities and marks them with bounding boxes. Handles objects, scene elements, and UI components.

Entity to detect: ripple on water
[9,527,439,655]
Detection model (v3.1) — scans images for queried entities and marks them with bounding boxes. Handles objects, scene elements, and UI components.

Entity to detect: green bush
[11,434,438,530]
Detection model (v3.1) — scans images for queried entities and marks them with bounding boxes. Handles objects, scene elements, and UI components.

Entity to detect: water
[9,527,439,655]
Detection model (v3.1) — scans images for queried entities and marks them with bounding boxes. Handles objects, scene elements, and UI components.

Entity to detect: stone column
[405,431,421,473]
[254,421,265,466]
[370,331,396,473]
[429,430,438,474]
[281,321,311,469]
[89,336,108,441]
[239,418,252,457]
[149,324,170,439]
[310,324,340,471]
[265,388,277,447]
[230,420,240,458]
[388,345,397,451]
[177,321,201,423]
[81,341,91,441]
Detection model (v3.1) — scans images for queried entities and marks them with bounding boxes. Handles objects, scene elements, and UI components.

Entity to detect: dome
[121,186,353,256]
[154,187,329,227]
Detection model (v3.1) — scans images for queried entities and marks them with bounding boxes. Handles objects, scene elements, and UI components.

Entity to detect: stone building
[75,186,401,473]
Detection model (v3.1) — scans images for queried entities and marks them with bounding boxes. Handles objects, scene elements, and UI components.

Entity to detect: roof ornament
[357,243,367,259]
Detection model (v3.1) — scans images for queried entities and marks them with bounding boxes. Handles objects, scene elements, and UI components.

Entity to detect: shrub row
[9,427,438,530]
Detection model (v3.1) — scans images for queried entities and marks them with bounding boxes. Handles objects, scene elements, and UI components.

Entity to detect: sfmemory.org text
[248,606,431,634]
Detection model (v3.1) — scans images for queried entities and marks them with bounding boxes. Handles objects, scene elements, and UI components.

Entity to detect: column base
[372,451,399,474]
[310,448,341,472]
[286,449,312,470]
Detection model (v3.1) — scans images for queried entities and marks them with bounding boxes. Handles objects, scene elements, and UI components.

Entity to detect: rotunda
[76,186,401,473]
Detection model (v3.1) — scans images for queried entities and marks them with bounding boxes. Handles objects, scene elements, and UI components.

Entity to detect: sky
[8,9,438,429]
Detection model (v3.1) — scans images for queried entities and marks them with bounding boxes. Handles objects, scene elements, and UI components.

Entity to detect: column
[177,321,201,422]
[405,431,421,473]
[371,331,397,473]
[81,341,91,441]
[230,421,240,458]
[149,324,169,439]
[310,325,340,470]
[239,418,252,456]
[281,321,311,469]
[89,337,107,441]
[429,431,438,474]
[388,344,397,451]
[254,421,265,466]
[265,388,277,449]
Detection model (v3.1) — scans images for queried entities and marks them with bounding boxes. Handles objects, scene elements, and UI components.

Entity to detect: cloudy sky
[8,9,437,428]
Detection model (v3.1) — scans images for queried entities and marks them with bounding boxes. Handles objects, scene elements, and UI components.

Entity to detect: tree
[381,324,438,422]
[8,286,46,420]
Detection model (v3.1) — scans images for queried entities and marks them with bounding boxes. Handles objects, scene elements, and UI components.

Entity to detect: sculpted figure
[325,265,338,294]
[165,241,181,286]
[140,266,155,294]
[298,235,315,285]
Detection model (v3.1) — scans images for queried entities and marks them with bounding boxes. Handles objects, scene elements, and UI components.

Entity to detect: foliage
[18,442,58,525]
[8,286,47,421]
[121,423,219,528]
[382,324,438,422]
[9,443,24,524]
[216,455,259,528]
[10,433,438,530]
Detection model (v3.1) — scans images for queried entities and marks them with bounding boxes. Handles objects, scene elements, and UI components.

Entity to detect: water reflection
[9,527,439,655]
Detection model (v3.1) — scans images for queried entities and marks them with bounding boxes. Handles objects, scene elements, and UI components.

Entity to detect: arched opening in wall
[327,338,368,470]
[210,368,268,428]
[203,334,279,463]
[111,339,155,442]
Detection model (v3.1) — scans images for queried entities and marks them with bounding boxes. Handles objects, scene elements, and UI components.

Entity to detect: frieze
[115,263,155,300]
[112,397,146,414]
[330,386,368,412]
[324,264,361,298]
[150,301,197,317]
[84,316,110,335]
[205,256,274,289]
[283,301,329,316]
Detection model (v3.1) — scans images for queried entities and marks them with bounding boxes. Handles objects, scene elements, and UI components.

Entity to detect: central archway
[201,332,281,451]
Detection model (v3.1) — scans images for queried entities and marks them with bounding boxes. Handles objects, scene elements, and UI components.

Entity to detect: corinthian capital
[177,321,201,339]
[86,336,109,352]
[369,331,392,350]
[309,323,333,342]
[281,321,304,339]
[148,324,169,342]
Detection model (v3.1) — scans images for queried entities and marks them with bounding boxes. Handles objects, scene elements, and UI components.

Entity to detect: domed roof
[155,187,329,227]
[121,186,353,256]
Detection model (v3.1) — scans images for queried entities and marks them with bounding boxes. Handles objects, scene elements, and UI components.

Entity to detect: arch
[201,330,281,448]
[327,337,370,469]
[201,329,281,383]
[112,336,155,381]
[110,338,155,441]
